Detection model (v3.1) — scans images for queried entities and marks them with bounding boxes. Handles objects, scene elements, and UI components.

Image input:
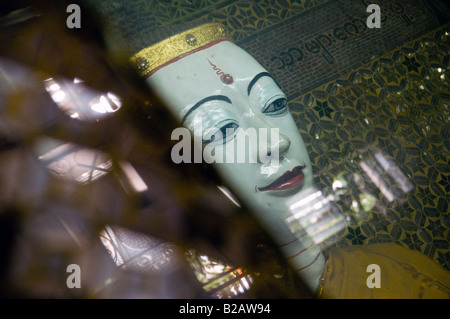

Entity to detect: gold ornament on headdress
[130,23,230,78]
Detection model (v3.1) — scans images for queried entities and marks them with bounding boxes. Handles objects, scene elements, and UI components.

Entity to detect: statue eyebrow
[247,72,280,96]
[181,95,232,124]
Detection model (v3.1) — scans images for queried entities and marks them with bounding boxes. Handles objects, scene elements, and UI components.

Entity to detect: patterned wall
[291,26,450,270]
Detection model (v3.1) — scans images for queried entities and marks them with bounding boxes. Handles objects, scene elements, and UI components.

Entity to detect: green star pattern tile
[290,26,450,270]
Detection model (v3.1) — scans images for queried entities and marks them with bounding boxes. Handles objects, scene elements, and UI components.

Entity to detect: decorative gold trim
[130,23,229,77]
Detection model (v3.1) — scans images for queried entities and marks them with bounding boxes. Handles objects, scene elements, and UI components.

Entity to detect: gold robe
[317,243,450,299]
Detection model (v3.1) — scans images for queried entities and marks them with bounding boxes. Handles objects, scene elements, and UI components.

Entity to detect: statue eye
[203,120,239,145]
[262,98,287,115]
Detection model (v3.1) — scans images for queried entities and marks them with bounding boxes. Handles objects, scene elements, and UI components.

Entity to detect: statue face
[148,41,313,213]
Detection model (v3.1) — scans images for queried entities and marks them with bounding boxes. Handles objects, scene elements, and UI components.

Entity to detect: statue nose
[258,132,291,163]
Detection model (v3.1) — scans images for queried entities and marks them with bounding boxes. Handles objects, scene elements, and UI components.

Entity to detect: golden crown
[129,23,230,78]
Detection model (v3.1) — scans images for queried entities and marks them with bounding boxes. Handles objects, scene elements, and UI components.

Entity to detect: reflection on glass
[40,72,254,298]
[43,77,121,121]
[372,152,413,195]
[34,134,253,298]
[329,149,414,226]
[285,149,415,245]
[217,185,241,208]
[285,187,346,249]
[35,138,112,184]
[332,171,377,224]
[119,161,149,193]
[100,225,180,274]
[357,150,413,204]
[185,249,253,299]
[100,226,253,298]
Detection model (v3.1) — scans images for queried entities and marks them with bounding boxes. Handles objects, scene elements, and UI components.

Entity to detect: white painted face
[148,41,313,215]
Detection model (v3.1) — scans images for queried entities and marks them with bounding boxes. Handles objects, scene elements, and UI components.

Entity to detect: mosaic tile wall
[290,25,450,270]
[237,0,450,99]
[135,0,450,271]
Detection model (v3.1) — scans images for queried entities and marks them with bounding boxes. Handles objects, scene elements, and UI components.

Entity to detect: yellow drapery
[317,243,450,299]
